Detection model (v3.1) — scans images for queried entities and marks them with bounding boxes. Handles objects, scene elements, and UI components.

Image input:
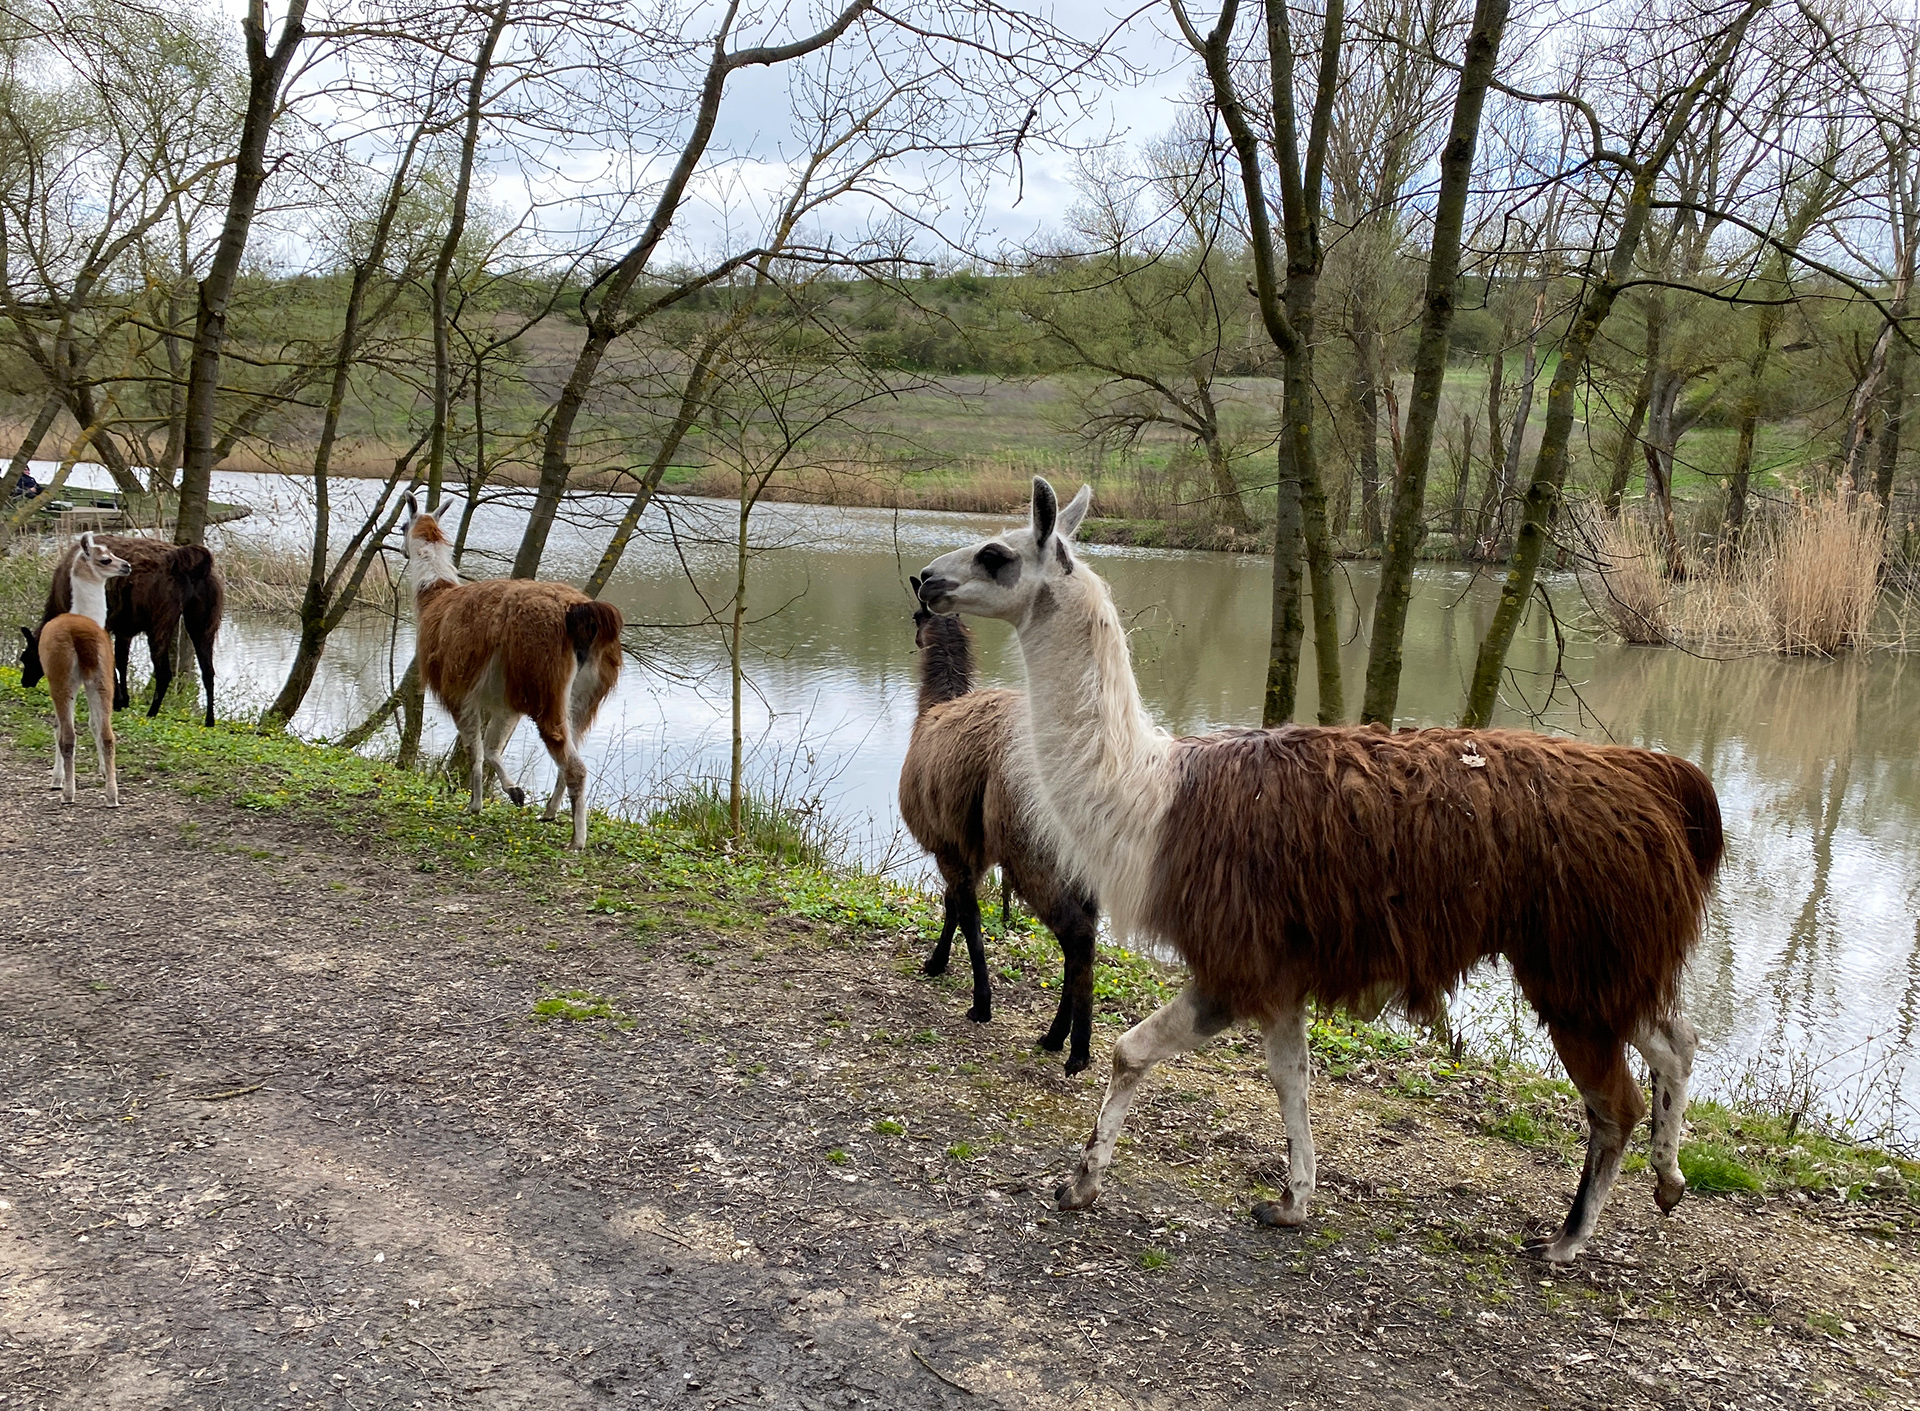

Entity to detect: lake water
[40,464,1920,1146]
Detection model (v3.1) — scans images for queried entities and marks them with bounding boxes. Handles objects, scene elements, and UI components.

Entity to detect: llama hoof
[1524,1234,1584,1266]
[1655,1174,1687,1214]
[922,954,949,977]
[505,786,527,807]
[1063,1052,1091,1077]
[1053,1176,1099,1211]
[966,1004,991,1024]
[1251,1198,1309,1229]
[1036,1029,1066,1053]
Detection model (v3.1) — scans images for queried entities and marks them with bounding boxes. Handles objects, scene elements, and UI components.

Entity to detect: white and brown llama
[402,498,623,849]
[19,533,131,806]
[916,479,1723,1264]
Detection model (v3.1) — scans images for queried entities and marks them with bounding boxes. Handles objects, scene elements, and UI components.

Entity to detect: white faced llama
[19,533,131,806]
[916,479,1723,1264]
[402,498,623,849]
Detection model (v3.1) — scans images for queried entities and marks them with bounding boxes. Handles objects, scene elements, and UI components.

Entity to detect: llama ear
[1031,476,1059,545]
[909,574,921,593]
[78,531,93,551]
[19,626,31,644]
[1056,484,1092,541]
[403,494,418,526]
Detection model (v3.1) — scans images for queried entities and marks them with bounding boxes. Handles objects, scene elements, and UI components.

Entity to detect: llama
[402,497,623,849]
[916,478,1723,1264]
[898,591,1101,1074]
[19,533,130,805]
[35,534,224,725]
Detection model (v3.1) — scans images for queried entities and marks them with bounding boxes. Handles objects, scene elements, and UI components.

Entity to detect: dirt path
[2,745,1916,1410]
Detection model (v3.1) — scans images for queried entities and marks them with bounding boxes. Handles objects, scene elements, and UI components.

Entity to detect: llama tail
[565,599,623,665]
[169,543,226,629]
[1641,753,1724,883]
[913,607,975,711]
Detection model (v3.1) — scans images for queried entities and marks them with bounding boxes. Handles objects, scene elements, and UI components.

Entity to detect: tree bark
[174,0,309,548]
[1875,331,1907,509]
[1357,0,1508,725]
[1352,322,1383,546]
[1461,0,1765,729]
[0,391,63,506]
[1604,352,1656,514]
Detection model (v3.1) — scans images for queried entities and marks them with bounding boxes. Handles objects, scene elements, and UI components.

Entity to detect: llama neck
[409,537,459,610]
[916,618,974,713]
[1012,568,1172,941]
[69,565,109,629]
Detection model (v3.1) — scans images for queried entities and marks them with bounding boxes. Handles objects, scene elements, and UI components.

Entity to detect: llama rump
[915,477,1724,1264]
[19,533,130,805]
[898,592,1101,1073]
[402,498,623,849]
[36,533,223,725]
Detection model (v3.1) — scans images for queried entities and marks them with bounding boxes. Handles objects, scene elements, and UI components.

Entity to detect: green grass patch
[1678,1143,1762,1195]
[530,989,634,1028]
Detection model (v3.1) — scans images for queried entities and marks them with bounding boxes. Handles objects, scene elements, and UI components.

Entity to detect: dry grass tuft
[1584,490,1892,656]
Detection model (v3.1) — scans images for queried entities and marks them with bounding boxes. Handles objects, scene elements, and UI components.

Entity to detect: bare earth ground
[2,744,1918,1411]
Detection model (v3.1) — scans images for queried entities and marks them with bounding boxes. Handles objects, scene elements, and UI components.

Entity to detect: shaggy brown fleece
[414,579,622,744]
[1144,726,1722,1036]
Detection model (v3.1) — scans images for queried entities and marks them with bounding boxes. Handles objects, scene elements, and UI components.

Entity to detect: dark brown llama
[35,535,223,725]
[898,590,1101,1074]
[917,478,1725,1262]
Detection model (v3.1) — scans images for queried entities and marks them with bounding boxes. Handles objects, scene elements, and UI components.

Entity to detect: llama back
[42,536,222,627]
[39,613,111,686]
[1143,726,1714,1034]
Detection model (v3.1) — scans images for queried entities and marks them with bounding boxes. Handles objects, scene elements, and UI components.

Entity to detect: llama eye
[975,546,1010,573]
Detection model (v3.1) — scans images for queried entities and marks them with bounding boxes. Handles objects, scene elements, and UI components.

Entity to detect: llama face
[75,534,131,580]
[917,477,1091,623]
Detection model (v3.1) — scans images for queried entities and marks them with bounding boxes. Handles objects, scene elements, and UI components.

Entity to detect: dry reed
[1584,491,1893,656]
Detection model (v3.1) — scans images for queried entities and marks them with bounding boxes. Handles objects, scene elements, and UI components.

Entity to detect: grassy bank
[1,665,1913,1216]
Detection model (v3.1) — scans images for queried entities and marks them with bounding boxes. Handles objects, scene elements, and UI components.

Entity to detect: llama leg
[463,718,489,811]
[952,885,991,1022]
[1253,1000,1317,1227]
[1056,983,1232,1210]
[88,678,118,807]
[537,725,589,848]
[112,633,132,712]
[1632,1010,1699,1215]
[482,714,526,807]
[145,628,175,717]
[1539,1025,1646,1264]
[54,691,78,804]
[191,622,217,726]
[924,891,960,977]
[1040,895,1098,1076]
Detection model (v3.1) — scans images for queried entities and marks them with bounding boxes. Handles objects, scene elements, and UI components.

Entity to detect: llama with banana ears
[401,496,624,849]
[19,532,131,805]
[916,477,1721,1264]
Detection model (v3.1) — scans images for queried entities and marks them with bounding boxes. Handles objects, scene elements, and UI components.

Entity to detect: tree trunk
[730,488,750,841]
[1461,0,1764,729]
[1495,290,1545,551]
[174,0,309,548]
[1449,412,1475,543]
[1352,324,1382,547]
[1357,0,1508,725]
[1875,332,1906,510]
[1604,356,1655,514]
[427,0,511,513]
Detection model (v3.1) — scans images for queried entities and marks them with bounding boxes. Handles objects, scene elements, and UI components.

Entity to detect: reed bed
[1584,491,1900,655]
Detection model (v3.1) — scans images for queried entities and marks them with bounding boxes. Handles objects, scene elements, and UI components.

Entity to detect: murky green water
[61,466,1918,1144]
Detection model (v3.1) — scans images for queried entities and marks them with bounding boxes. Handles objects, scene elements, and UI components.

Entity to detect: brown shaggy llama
[35,534,223,725]
[898,590,1101,1074]
[916,479,1723,1264]
[19,533,130,805]
[402,498,624,849]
